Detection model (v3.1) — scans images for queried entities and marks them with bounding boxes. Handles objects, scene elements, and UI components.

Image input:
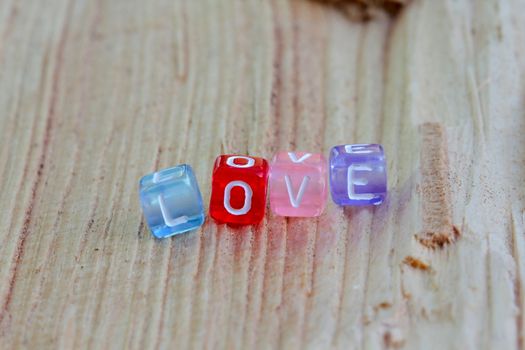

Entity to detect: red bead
[209,155,269,225]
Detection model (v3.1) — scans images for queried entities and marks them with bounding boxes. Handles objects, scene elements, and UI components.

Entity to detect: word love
[139,144,387,238]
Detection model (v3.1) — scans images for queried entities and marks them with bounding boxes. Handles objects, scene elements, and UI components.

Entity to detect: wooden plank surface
[1,0,524,349]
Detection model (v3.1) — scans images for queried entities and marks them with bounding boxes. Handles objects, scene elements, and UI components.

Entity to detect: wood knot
[374,302,392,313]
[402,256,430,271]
[415,225,460,249]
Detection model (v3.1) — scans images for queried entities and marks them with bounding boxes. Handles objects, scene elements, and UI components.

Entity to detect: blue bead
[139,164,204,238]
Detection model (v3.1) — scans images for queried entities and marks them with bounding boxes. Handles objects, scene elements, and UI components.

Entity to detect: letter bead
[209,155,269,225]
[329,144,387,206]
[139,165,205,238]
[269,151,327,217]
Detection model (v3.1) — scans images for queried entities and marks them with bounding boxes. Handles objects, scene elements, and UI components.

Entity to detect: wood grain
[0,0,524,349]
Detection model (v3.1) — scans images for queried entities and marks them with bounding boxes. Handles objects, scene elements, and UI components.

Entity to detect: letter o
[224,181,253,215]
[226,156,255,168]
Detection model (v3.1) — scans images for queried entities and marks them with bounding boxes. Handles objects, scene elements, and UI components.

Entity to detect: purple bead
[329,144,387,206]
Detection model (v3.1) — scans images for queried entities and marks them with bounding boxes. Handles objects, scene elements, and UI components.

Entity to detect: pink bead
[269,151,328,217]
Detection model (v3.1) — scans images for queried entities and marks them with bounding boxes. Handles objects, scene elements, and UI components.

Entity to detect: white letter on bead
[224,181,253,215]
[345,144,374,154]
[284,175,310,208]
[287,152,312,163]
[347,164,375,200]
[158,196,189,227]
[153,171,188,227]
[226,156,255,168]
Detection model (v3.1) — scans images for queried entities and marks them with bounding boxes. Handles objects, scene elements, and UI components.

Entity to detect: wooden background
[1,0,524,349]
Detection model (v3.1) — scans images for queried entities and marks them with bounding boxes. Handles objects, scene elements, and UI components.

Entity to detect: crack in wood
[415,123,460,249]
[311,0,410,20]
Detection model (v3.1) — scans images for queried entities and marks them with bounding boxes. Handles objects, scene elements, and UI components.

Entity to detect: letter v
[287,152,312,163]
[284,175,311,208]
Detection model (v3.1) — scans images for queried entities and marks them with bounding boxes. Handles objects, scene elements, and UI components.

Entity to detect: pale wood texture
[1,0,524,349]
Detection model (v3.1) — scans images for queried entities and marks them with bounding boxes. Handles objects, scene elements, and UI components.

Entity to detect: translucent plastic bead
[329,144,387,206]
[269,151,327,217]
[139,165,204,238]
[209,155,269,225]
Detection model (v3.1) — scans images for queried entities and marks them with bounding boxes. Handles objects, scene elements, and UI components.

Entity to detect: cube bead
[209,155,269,225]
[269,151,327,217]
[139,164,204,238]
[329,144,387,206]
